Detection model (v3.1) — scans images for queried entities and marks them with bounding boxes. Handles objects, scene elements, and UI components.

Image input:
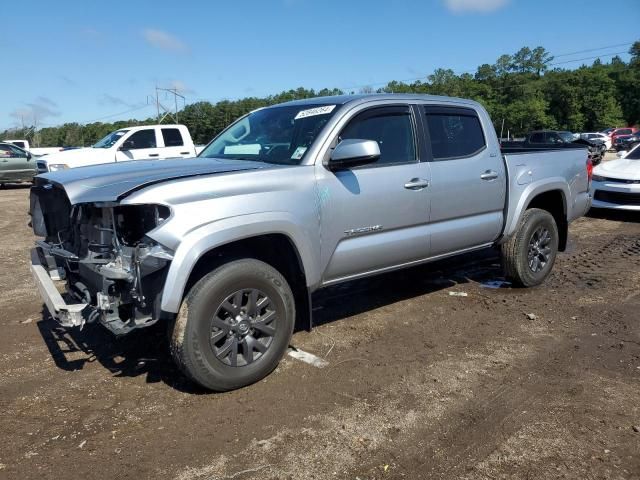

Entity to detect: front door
[0,144,34,182]
[115,128,162,161]
[317,105,431,284]
[421,105,505,256]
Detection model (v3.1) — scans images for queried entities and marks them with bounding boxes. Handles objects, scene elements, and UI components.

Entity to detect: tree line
[2,41,639,147]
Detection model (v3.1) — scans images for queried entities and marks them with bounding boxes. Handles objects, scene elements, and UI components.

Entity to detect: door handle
[180,151,190,155]
[480,170,499,181]
[148,153,159,157]
[404,178,430,190]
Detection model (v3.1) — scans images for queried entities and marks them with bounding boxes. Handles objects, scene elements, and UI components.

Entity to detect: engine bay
[30,182,173,335]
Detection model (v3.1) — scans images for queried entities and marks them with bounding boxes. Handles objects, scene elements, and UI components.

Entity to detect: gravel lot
[1,173,639,479]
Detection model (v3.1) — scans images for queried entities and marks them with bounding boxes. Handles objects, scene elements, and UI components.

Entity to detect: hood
[38,147,101,164]
[36,157,272,204]
[594,158,640,180]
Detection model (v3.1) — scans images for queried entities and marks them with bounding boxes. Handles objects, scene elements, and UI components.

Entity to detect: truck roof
[279,93,481,108]
[120,124,186,130]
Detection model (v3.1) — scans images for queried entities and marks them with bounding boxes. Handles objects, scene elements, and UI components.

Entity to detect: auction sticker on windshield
[294,105,336,120]
[291,146,307,160]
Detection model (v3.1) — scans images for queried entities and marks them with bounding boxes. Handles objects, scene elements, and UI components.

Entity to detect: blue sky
[2,0,638,129]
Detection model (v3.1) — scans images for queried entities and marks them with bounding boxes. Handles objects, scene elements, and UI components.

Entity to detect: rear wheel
[501,208,559,287]
[170,259,295,391]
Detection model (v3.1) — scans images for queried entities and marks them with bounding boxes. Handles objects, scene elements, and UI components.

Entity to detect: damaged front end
[29,180,173,335]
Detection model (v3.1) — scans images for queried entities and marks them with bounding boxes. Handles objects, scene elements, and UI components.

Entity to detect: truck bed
[501,147,591,240]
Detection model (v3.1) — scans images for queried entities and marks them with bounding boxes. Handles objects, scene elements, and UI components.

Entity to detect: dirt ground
[1,178,639,480]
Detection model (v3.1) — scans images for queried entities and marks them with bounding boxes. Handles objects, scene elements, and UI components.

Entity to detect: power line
[79,104,153,124]
[548,51,628,66]
[553,42,633,58]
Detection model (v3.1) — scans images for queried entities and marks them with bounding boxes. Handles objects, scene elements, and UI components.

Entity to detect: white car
[580,132,612,150]
[36,124,198,172]
[590,144,640,210]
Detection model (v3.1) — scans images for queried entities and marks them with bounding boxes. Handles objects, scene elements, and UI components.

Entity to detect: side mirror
[328,139,380,170]
[27,152,32,160]
[119,141,132,151]
[617,151,627,158]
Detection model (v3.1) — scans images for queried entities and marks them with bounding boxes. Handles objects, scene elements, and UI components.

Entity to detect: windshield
[93,129,129,148]
[626,145,640,160]
[199,104,339,165]
[558,131,574,142]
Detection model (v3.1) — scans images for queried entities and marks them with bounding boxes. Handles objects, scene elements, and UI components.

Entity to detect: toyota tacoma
[29,94,592,391]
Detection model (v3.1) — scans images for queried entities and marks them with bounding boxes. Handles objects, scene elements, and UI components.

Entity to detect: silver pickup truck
[29,94,592,391]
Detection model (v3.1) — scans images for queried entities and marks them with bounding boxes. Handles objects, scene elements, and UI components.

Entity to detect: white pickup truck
[36,124,198,173]
[3,140,63,157]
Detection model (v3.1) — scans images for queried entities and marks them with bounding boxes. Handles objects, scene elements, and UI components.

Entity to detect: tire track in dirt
[552,235,640,290]
[172,318,557,480]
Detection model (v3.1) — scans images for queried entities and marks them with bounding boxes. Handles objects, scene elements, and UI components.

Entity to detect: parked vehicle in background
[591,144,640,210]
[0,142,36,185]
[600,127,616,136]
[29,94,592,391]
[614,133,640,152]
[35,125,198,173]
[610,127,639,146]
[501,130,606,164]
[3,140,64,157]
[580,132,612,150]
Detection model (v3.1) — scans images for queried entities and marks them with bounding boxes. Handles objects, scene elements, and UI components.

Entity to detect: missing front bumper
[30,248,88,328]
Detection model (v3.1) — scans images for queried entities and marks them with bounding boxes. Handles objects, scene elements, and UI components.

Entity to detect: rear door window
[424,107,486,159]
[529,132,544,143]
[162,128,184,147]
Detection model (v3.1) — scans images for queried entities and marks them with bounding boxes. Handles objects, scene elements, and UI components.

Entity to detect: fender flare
[503,179,569,239]
[157,212,320,313]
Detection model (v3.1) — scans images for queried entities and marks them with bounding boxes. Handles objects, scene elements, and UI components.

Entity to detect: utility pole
[150,86,185,123]
[155,87,160,121]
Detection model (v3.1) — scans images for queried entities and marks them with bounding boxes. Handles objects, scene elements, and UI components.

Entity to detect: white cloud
[60,75,77,86]
[9,96,60,125]
[166,80,195,95]
[142,28,189,54]
[444,0,509,13]
[99,94,141,109]
[81,27,101,38]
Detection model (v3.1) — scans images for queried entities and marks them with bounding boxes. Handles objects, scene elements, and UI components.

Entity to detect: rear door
[421,105,505,256]
[115,128,162,161]
[160,127,192,158]
[317,104,432,283]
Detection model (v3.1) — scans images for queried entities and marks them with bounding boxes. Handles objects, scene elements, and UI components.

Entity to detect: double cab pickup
[29,94,592,391]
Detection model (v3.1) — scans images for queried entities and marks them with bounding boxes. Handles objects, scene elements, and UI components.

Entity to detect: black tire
[170,259,295,391]
[501,208,559,287]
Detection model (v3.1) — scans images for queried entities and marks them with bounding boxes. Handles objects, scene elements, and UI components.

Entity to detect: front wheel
[170,259,295,391]
[501,208,559,287]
